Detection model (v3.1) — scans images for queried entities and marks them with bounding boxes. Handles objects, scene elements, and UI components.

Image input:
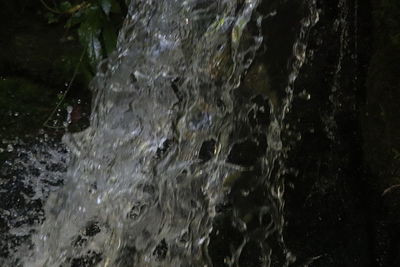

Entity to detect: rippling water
[5,0,328,266]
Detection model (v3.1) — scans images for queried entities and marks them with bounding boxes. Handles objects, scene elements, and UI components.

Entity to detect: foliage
[37,1,127,130]
[41,0,126,71]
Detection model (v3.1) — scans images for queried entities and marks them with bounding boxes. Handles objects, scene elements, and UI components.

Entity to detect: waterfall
[4,0,341,266]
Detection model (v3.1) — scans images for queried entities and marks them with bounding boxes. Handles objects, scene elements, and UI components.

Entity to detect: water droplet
[302,18,311,27]
[224,257,233,265]
[241,189,250,197]
[6,144,13,152]
[298,90,311,100]
[197,236,207,245]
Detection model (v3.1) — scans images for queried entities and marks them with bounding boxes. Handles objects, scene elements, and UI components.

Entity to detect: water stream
[2,0,356,266]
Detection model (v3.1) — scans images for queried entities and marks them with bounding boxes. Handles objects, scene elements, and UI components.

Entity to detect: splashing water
[14,0,321,266]
[0,136,68,267]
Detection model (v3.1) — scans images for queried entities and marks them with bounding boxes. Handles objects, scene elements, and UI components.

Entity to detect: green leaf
[65,12,84,29]
[85,6,104,29]
[45,12,59,24]
[102,22,118,55]
[76,6,107,69]
[59,1,73,13]
[78,21,103,68]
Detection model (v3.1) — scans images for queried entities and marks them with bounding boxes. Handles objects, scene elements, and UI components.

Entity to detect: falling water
[3,0,332,266]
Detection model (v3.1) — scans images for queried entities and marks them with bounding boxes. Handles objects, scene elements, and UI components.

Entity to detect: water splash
[0,136,68,267]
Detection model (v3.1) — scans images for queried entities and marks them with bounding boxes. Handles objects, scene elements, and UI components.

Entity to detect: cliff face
[364,0,400,188]
[362,0,400,265]
[283,0,400,266]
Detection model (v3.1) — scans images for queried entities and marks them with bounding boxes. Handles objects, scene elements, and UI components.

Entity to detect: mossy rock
[363,0,400,190]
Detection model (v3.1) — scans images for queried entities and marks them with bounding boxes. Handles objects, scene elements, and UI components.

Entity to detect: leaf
[78,21,102,68]
[65,12,84,29]
[59,1,73,13]
[102,22,118,55]
[85,6,104,29]
[77,6,107,68]
[45,12,59,24]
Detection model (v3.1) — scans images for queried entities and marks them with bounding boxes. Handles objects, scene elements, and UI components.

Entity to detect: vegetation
[36,0,128,130]
[40,0,127,71]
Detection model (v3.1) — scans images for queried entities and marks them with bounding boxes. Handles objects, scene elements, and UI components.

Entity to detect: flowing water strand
[21,1,320,266]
